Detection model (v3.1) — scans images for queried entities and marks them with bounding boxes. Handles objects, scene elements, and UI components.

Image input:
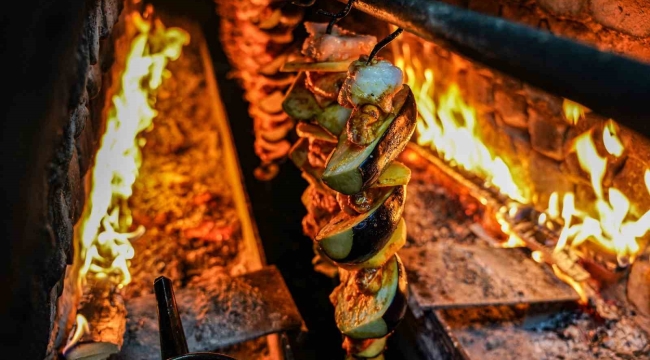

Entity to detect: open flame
[562,98,586,125]
[549,120,650,266]
[393,38,649,270]
[76,10,189,287]
[394,43,527,204]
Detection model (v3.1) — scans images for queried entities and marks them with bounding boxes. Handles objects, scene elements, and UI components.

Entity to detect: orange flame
[77,11,189,287]
[549,120,650,266]
[395,43,527,203]
[552,265,588,304]
[62,314,90,354]
[563,98,586,125]
[393,34,649,274]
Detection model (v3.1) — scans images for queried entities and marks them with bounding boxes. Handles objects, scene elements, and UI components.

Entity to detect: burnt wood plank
[400,241,579,309]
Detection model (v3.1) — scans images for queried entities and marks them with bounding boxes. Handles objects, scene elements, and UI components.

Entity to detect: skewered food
[332,255,408,339]
[339,58,404,113]
[316,185,404,263]
[322,86,416,195]
[282,17,413,359]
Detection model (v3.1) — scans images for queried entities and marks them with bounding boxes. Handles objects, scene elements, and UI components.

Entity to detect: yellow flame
[395,43,527,203]
[552,265,587,304]
[562,98,586,125]
[63,314,90,354]
[603,120,624,157]
[550,119,649,265]
[77,12,189,287]
[393,36,648,273]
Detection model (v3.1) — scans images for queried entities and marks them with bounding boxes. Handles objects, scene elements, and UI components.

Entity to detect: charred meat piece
[346,104,383,146]
[339,57,404,114]
[302,22,376,62]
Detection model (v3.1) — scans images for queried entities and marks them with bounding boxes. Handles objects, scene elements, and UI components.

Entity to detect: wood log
[63,278,126,360]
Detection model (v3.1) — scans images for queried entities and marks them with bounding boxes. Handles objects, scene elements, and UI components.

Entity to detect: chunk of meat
[339,57,404,113]
[346,104,383,146]
[301,22,376,62]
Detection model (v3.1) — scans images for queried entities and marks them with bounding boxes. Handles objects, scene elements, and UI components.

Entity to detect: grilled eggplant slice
[322,85,416,195]
[282,72,321,120]
[316,185,405,263]
[315,103,352,136]
[336,218,406,270]
[342,336,388,358]
[289,137,323,179]
[372,161,411,188]
[296,122,337,143]
[334,255,408,339]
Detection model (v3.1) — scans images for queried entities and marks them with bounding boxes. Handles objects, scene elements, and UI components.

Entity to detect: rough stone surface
[87,63,103,99]
[468,0,501,15]
[528,107,568,161]
[466,69,494,107]
[590,0,650,37]
[71,95,89,139]
[76,114,97,176]
[538,0,586,17]
[494,86,528,129]
[529,152,574,207]
[628,259,650,318]
[612,155,650,218]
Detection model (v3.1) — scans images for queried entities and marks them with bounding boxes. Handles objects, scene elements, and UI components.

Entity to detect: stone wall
[45,1,124,357]
[0,0,122,359]
[463,0,650,62]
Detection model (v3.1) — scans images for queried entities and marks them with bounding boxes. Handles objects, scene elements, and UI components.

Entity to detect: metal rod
[340,0,650,137]
[155,276,189,359]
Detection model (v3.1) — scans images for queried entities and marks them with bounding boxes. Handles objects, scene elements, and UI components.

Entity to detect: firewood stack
[215,0,304,180]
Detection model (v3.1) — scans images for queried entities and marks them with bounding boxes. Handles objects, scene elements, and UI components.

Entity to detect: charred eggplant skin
[282,72,322,120]
[382,254,409,332]
[358,86,417,192]
[317,185,405,264]
[338,185,404,264]
[322,85,417,195]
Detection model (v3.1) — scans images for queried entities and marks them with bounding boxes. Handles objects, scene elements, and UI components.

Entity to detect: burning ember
[76,9,189,288]
[392,35,650,279]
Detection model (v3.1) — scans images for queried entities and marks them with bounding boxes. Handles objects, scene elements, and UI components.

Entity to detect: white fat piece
[339,58,404,114]
[302,22,377,63]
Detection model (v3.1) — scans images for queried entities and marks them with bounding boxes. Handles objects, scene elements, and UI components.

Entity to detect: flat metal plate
[120,266,304,359]
[400,241,580,309]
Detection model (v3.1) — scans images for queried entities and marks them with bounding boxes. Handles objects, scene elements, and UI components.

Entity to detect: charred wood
[63,279,126,360]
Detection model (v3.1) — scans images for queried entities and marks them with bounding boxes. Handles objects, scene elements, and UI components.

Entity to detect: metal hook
[366,27,404,65]
[316,0,356,34]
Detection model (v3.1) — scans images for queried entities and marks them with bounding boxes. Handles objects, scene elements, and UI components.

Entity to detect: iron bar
[338,0,650,137]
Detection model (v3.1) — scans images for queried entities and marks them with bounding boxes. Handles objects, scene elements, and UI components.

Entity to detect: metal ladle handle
[155,276,190,359]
